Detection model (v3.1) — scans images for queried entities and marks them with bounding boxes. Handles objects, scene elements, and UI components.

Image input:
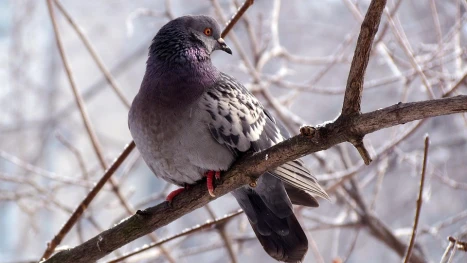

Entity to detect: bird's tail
[232,173,308,263]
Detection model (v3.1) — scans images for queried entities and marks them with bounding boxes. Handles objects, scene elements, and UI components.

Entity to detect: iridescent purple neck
[141,48,219,110]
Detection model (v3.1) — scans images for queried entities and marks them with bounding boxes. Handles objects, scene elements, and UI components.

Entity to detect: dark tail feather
[232,180,308,263]
[251,214,308,263]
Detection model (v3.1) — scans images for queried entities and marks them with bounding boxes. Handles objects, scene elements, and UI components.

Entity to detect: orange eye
[203,28,212,36]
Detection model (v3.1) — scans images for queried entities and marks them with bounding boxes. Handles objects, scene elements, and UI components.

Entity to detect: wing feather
[201,72,329,200]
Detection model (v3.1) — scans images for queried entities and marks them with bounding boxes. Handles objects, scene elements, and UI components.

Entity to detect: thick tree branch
[43,95,467,263]
[340,0,386,164]
[342,0,386,116]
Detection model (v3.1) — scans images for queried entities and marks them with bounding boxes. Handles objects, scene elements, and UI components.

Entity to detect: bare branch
[342,0,387,116]
[340,0,387,164]
[43,95,467,263]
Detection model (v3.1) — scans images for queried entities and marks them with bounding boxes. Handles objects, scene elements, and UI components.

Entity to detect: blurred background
[1,0,467,262]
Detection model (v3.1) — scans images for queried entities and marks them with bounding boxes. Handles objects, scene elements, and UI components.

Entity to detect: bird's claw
[205,170,221,197]
[165,188,185,203]
[165,184,189,203]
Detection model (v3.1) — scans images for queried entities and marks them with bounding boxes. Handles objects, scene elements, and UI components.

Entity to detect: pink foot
[204,170,221,197]
[166,184,190,203]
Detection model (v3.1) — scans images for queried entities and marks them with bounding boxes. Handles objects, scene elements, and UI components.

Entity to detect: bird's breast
[129,99,234,185]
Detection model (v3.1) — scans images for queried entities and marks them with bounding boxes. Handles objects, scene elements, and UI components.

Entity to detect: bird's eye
[203,28,212,36]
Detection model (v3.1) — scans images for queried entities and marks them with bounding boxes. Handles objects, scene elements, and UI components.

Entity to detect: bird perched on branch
[129,15,329,263]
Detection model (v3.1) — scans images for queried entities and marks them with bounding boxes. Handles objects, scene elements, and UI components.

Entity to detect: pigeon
[128,15,329,263]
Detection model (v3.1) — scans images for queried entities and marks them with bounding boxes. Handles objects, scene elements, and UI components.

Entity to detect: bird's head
[149,15,232,63]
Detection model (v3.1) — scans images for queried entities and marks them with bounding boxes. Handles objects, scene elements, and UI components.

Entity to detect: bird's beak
[217,38,232,55]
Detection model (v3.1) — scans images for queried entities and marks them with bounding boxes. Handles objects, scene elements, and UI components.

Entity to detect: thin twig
[454,0,463,78]
[307,232,325,263]
[40,141,135,260]
[403,136,429,263]
[342,0,402,78]
[55,133,88,180]
[165,0,175,19]
[440,239,456,263]
[383,8,436,99]
[51,42,148,122]
[447,238,458,263]
[221,0,254,38]
[212,0,301,133]
[429,0,445,88]
[205,205,237,263]
[105,210,243,263]
[443,70,467,97]
[448,236,467,252]
[46,0,135,220]
[0,150,94,187]
[341,228,362,263]
[54,0,130,108]
[43,1,141,258]
[45,0,107,177]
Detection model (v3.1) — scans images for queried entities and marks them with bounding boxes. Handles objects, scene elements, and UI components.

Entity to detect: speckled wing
[200,72,329,200]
